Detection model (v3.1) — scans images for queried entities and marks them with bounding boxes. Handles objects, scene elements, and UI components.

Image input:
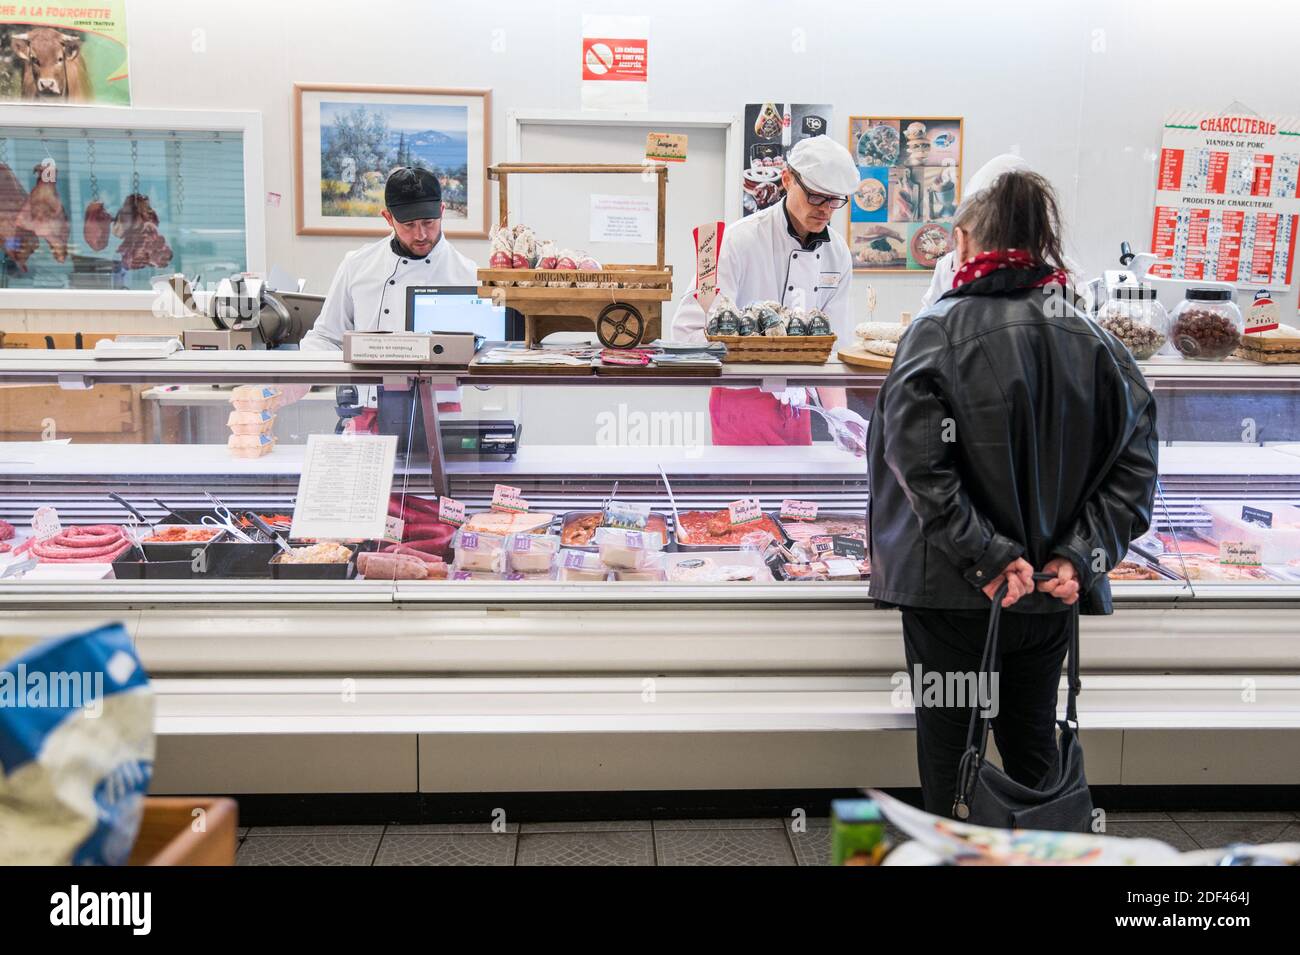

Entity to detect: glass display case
[4,349,1298,793]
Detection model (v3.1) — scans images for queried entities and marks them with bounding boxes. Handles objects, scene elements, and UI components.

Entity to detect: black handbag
[952,573,1093,832]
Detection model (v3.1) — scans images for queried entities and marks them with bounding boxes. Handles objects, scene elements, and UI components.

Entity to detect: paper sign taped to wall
[591,194,655,244]
[646,132,687,162]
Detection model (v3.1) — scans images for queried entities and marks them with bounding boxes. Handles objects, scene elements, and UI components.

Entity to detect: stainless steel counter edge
[2,349,1298,386]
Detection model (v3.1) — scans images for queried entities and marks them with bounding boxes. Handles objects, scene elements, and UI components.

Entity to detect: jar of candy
[1096,285,1168,360]
[1169,288,1243,361]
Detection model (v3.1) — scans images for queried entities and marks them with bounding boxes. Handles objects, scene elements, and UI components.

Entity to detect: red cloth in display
[708,387,812,446]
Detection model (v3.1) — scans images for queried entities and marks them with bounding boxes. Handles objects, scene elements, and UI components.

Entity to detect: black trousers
[901,607,1072,818]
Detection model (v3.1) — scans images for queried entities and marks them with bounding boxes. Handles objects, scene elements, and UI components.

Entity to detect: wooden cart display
[478,163,674,348]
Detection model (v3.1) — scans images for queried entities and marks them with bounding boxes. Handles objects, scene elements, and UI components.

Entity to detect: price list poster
[1150,110,1300,289]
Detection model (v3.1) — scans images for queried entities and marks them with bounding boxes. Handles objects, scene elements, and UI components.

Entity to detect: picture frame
[845,116,964,272]
[294,83,490,238]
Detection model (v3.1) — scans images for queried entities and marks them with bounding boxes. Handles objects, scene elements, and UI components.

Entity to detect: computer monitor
[405,285,523,340]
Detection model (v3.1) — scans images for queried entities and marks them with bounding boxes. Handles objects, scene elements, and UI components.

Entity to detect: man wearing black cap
[301,166,477,351]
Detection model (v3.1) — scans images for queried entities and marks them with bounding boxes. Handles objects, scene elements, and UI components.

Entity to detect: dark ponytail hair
[953,170,1067,273]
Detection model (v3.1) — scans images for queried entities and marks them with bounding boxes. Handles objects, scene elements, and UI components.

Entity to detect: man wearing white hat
[673,135,860,445]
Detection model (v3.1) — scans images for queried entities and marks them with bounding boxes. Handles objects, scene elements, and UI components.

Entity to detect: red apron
[708,387,812,446]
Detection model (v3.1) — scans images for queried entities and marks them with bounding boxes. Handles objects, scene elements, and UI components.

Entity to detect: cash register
[372,286,524,458]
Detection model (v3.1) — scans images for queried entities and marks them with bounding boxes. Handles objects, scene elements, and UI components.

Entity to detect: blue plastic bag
[0,623,154,865]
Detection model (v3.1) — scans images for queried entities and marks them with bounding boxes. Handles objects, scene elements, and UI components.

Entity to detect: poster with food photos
[1149,110,1299,290]
[847,117,963,271]
[741,103,834,217]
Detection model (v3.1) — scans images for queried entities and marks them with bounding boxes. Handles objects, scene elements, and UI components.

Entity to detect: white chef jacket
[300,233,478,351]
[919,249,1083,312]
[671,198,854,345]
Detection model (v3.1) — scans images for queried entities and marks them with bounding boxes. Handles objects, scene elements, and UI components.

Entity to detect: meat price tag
[31,505,61,542]
[491,484,529,513]
[383,516,404,544]
[728,498,762,525]
[1241,505,1273,528]
[809,535,835,555]
[439,497,466,527]
[780,499,818,521]
[1219,541,1261,566]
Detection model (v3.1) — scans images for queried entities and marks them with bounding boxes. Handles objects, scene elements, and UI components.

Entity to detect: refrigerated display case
[1,349,1298,795]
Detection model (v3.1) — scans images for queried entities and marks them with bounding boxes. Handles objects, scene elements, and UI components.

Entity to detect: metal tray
[558,510,674,551]
[672,510,791,552]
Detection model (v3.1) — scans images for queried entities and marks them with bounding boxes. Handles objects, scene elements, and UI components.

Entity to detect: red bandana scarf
[952,249,1069,290]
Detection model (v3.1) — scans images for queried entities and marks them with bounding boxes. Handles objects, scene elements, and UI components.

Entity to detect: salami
[358,552,431,580]
[0,518,13,541]
[31,525,132,563]
[380,543,446,565]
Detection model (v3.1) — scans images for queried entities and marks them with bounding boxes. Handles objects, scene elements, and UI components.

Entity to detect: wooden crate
[707,334,837,364]
[128,797,238,866]
[0,383,145,440]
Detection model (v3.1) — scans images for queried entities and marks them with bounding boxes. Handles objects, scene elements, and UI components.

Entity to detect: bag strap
[952,574,1082,819]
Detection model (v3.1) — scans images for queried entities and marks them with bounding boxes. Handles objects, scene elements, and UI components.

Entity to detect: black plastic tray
[270,545,358,579]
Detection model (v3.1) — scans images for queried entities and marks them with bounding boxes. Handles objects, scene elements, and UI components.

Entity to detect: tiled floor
[235,811,1300,865]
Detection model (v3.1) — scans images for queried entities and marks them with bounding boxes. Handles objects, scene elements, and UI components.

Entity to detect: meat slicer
[158,273,325,350]
[1084,241,1236,316]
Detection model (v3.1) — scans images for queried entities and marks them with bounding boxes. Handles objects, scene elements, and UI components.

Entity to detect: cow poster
[0,3,131,106]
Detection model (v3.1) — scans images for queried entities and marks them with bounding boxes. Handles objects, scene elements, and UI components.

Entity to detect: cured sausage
[379,543,445,565]
[358,551,431,580]
[30,524,132,562]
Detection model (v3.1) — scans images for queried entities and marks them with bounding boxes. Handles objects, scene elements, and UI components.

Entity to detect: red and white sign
[581,15,649,111]
[693,221,725,314]
[1149,109,1300,289]
[581,38,647,82]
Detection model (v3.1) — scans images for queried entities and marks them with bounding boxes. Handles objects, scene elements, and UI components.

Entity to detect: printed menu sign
[1150,110,1300,289]
[290,434,397,541]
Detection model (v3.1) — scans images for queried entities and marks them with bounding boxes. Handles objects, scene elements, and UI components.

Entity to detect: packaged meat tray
[594,527,664,570]
[560,510,671,549]
[776,513,867,548]
[558,549,610,582]
[674,510,788,550]
[504,534,561,577]
[662,550,774,583]
[461,510,555,536]
[228,433,277,458]
[227,409,277,435]
[229,384,283,413]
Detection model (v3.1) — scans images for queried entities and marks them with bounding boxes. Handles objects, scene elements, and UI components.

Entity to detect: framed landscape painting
[294,83,490,238]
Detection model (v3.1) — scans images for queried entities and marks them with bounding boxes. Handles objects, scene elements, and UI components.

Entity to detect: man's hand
[981,557,1034,607]
[1037,556,1080,605]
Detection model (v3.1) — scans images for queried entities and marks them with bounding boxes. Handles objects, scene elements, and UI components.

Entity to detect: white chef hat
[786,135,859,197]
[964,153,1032,197]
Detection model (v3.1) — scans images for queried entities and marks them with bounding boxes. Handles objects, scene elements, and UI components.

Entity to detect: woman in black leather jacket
[867,170,1159,816]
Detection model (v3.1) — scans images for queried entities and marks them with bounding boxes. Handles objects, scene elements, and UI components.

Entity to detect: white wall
[48,0,1300,326]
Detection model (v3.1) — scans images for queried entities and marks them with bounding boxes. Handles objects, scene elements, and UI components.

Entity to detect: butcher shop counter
[0,349,1298,797]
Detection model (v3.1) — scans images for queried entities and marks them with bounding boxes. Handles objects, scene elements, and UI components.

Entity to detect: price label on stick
[439,497,466,527]
[383,516,405,544]
[780,499,818,521]
[1219,541,1262,566]
[693,221,725,315]
[728,497,762,526]
[31,505,61,542]
[491,484,529,513]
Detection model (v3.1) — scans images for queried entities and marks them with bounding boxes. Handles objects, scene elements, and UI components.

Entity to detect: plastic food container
[504,533,561,576]
[594,527,664,570]
[1203,500,1300,564]
[1097,286,1169,360]
[452,529,506,575]
[557,549,610,582]
[1169,288,1242,360]
[662,550,774,583]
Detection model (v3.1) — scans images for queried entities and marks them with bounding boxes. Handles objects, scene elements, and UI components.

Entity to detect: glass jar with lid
[1169,288,1243,361]
[1096,285,1169,360]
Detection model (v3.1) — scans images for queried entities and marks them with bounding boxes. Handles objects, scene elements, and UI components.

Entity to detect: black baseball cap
[384,166,442,222]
